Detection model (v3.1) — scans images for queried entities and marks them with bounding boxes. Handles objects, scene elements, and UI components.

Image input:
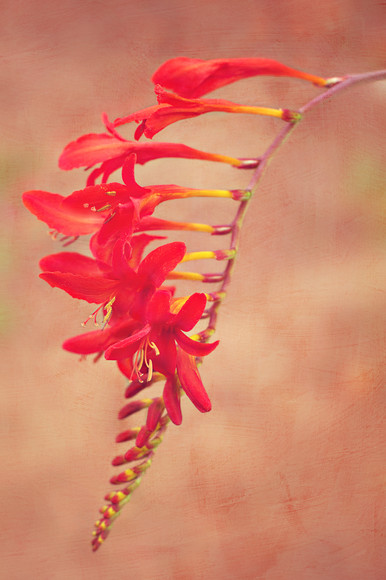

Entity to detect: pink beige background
[1,1,385,578]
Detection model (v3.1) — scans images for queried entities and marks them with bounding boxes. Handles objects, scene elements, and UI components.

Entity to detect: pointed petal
[61,182,127,212]
[104,324,150,360]
[152,57,328,98]
[128,234,166,269]
[145,397,164,432]
[22,190,103,235]
[138,241,186,287]
[86,156,127,186]
[174,329,219,357]
[63,330,108,354]
[39,272,118,303]
[63,318,139,354]
[39,252,103,277]
[71,137,243,168]
[174,292,206,331]
[150,330,177,376]
[110,238,135,279]
[176,348,211,413]
[117,358,134,379]
[111,104,163,130]
[163,375,182,425]
[147,290,172,325]
[121,154,150,199]
[95,204,136,247]
[58,133,134,170]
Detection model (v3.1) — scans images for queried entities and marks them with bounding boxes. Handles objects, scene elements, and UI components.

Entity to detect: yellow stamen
[132,337,160,382]
[148,341,160,356]
[101,297,116,328]
[147,359,153,382]
[96,204,112,212]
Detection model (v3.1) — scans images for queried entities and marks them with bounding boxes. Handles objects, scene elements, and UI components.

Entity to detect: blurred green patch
[0,150,38,196]
[346,151,385,240]
[347,152,385,203]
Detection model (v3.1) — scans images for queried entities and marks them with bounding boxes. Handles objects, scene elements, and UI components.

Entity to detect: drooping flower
[24,154,247,248]
[112,85,294,140]
[104,290,219,421]
[59,132,248,185]
[151,56,330,98]
[39,240,186,322]
[22,189,107,237]
[62,316,144,380]
[63,317,138,355]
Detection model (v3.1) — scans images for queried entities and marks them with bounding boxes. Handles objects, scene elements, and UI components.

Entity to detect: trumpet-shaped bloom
[104,290,218,421]
[152,56,329,98]
[22,189,107,236]
[63,316,142,380]
[63,317,140,355]
[115,86,289,140]
[24,154,244,250]
[59,132,245,185]
[40,240,186,321]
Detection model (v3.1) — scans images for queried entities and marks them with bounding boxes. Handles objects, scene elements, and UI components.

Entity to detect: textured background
[1,1,385,578]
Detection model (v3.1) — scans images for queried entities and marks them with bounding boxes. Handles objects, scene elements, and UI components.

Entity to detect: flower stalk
[22,57,386,551]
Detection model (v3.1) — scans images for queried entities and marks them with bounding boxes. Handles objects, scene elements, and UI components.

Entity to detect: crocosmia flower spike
[21,53,356,551]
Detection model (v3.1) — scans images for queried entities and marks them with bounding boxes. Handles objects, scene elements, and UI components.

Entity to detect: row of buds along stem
[22,55,335,550]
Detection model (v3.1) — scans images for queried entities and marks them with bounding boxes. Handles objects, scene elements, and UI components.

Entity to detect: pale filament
[132,337,160,383]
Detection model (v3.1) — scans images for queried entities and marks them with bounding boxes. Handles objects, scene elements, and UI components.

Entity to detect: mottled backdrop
[1,1,385,579]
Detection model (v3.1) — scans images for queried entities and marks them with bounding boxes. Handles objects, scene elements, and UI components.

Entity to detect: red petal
[61,182,128,212]
[138,88,247,139]
[174,292,206,331]
[39,272,118,303]
[104,323,150,360]
[163,375,182,425]
[63,330,109,354]
[150,330,177,377]
[95,204,136,247]
[128,234,166,269]
[117,358,134,379]
[111,104,163,131]
[147,290,172,325]
[138,241,186,287]
[72,138,241,169]
[63,319,139,354]
[176,348,211,413]
[174,329,219,357]
[39,252,103,277]
[152,57,327,98]
[58,133,134,170]
[22,190,103,236]
[145,397,164,432]
[121,154,150,199]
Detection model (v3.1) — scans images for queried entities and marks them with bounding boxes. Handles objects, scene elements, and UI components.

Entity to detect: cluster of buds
[22,57,334,550]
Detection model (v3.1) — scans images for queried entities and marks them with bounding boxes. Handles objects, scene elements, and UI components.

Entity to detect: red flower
[152,56,329,98]
[23,154,246,246]
[59,132,246,185]
[115,86,289,140]
[40,240,186,321]
[104,290,218,422]
[22,189,106,237]
[62,316,143,380]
